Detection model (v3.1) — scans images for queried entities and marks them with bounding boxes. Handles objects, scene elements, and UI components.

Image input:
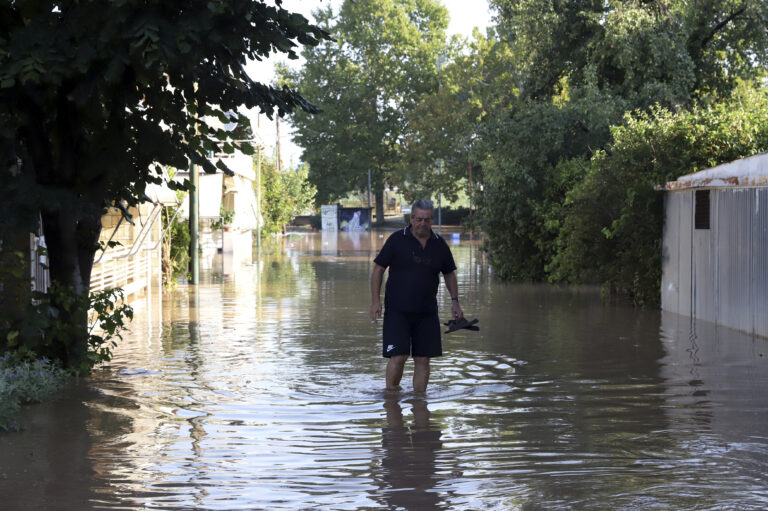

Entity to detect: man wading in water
[369,199,463,392]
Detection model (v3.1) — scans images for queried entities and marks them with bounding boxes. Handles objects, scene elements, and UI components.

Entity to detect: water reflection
[0,232,767,509]
[378,396,444,510]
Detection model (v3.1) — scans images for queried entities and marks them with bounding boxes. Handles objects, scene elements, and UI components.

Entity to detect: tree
[258,159,316,235]
[550,80,768,306]
[0,0,329,368]
[476,87,626,280]
[280,0,448,222]
[490,0,768,103]
[476,0,768,286]
[400,29,511,205]
[491,0,607,100]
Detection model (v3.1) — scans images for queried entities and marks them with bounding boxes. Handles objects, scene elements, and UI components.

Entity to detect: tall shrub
[550,81,768,306]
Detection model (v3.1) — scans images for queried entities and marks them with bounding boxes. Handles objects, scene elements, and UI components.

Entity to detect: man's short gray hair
[412,199,434,212]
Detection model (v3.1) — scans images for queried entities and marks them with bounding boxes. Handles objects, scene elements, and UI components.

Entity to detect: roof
[144,165,179,205]
[144,181,179,206]
[664,152,768,191]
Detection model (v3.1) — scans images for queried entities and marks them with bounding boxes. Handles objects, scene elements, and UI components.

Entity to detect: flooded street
[2,230,768,510]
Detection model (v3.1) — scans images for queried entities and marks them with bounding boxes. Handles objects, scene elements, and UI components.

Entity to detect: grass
[0,353,68,432]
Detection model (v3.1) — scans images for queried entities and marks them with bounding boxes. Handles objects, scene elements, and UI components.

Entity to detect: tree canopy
[257,158,316,235]
[279,0,449,221]
[474,0,768,303]
[0,0,329,368]
[549,81,768,306]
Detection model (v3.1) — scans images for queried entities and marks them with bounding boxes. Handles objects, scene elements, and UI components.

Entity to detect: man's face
[411,207,433,237]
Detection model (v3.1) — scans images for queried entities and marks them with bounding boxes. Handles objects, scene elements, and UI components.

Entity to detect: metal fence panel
[661,193,680,314]
[753,188,768,337]
[677,192,693,317]
[693,191,715,322]
[662,192,695,317]
[715,190,753,333]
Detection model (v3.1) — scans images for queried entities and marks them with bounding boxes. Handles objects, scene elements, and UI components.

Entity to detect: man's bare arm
[370,263,386,322]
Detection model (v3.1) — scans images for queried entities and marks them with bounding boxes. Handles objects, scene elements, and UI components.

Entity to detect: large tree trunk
[0,232,32,332]
[40,208,102,368]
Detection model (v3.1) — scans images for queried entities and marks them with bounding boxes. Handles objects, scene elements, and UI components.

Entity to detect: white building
[175,151,260,274]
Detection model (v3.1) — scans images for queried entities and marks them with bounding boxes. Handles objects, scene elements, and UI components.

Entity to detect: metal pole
[256,114,262,255]
[256,142,262,253]
[436,54,446,233]
[438,159,442,232]
[189,162,199,284]
[276,115,282,173]
[468,160,473,217]
[367,168,372,212]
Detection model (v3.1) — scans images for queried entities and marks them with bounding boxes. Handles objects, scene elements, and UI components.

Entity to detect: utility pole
[188,83,201,285]
[436,54,447,233]
[256,114,262,253]
[438,159,442,232]
[468,160,473,217]
[276,115,283,172]
[189,162,199,285]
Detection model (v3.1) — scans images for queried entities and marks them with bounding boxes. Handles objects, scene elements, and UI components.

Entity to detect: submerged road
[1,231,767,509]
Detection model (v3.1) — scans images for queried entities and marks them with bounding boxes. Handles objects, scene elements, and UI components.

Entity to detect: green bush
[1,284,133,374]
[0,354,67,431]
[211,205,235,229]
[162,205,190,285]
[476,86,628,281]
[0,283,130,430]
[549,80,768,306]
[257,159,317,236]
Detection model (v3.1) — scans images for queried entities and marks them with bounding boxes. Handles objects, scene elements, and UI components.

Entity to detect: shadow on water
[1,232,768,509]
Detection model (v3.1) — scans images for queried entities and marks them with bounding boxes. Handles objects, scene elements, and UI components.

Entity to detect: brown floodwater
[1,230,767,510]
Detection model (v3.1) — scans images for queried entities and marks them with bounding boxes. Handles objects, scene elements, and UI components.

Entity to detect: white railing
[90,247,151,296]
[30,234,50,294]
[28,207,161,303]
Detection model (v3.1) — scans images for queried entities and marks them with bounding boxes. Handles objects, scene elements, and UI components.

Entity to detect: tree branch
[699,7,747,50]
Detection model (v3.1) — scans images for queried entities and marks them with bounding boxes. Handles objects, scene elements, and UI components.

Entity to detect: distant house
[175,151,259,273]
[661,153,768,338]
[27,148,258,302]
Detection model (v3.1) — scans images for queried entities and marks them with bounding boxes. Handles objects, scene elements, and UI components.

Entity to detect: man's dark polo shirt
[374,226,457,313]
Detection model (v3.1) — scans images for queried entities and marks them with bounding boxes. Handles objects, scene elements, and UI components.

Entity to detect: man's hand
[370,299,382,323]
[444,271,462,319]
[451,300,464,320]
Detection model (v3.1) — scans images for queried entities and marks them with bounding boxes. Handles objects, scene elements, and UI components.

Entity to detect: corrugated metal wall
[716,190,750,330]
[662,187,768,338]
[752,188,768,336]
[692,195,715,321]
[661,191,692,316]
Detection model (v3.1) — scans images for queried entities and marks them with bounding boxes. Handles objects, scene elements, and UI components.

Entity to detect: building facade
[175,151,260,275]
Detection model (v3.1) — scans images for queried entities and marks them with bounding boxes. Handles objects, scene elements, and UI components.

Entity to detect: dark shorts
[382,308,442,358]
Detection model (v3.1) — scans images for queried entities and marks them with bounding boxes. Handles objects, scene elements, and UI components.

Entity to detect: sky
[246,0,493,168]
